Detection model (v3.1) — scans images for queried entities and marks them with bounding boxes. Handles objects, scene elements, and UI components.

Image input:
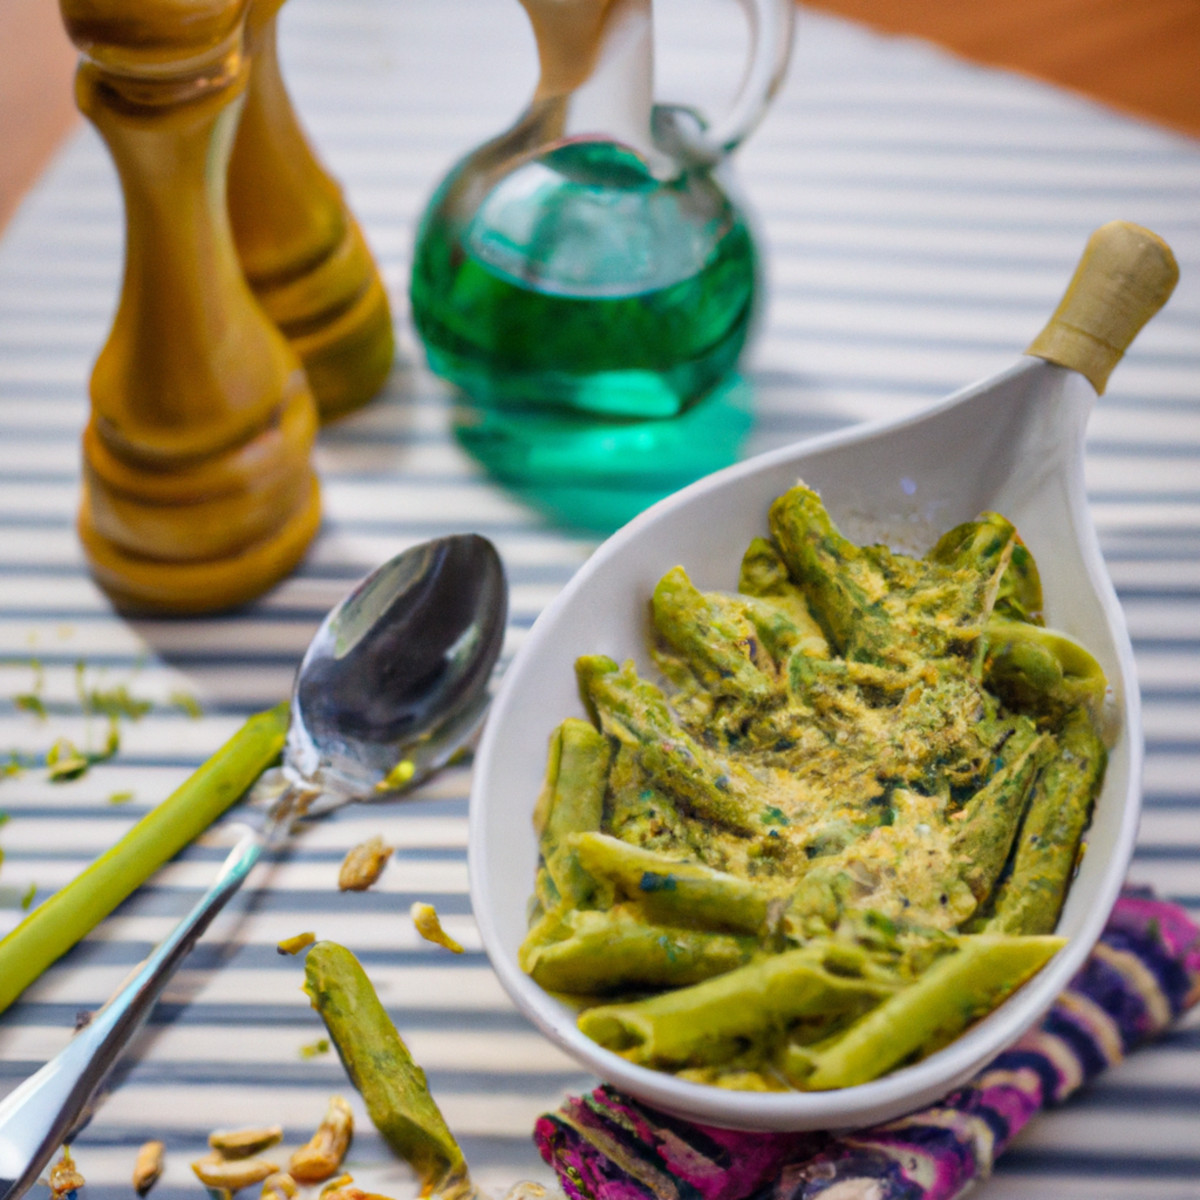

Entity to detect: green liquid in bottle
[411,141,758,421]
[453,375,755,534]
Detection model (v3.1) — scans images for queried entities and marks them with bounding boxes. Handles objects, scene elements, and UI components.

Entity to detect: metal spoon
[0,533,508,1200]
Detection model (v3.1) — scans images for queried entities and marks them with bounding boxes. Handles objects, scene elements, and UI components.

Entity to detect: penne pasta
[519,484,1108,1091]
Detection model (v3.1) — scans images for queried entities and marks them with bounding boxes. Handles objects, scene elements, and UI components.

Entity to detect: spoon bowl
[469,222,1178,1131]
[290,533,508,795]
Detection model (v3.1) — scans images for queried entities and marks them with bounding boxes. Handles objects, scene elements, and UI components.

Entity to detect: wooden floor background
[2,0,1199,232]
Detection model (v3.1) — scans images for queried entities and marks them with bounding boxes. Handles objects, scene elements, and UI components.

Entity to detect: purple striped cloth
[535,888,1200,1200]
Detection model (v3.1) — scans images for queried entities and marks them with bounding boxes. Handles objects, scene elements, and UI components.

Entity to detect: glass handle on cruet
[656,0,796,165]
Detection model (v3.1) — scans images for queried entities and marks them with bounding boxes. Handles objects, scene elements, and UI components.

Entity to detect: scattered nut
[133,1140,165,1195]
[47,1147,85,1200]
[411,902,464,954]
[191,1152,280,1191]
[289,1096,354,1183]
[277,932,317,956]
[337,836,393,892]
[209,1126,284,1159]
[500,1185,549,1200]
[261,1172,298,1200]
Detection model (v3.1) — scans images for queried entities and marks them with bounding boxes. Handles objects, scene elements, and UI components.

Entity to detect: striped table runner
[1,2,1198,1197]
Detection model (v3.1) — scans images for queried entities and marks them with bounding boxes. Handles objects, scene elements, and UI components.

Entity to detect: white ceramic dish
[468,222,1177,1131]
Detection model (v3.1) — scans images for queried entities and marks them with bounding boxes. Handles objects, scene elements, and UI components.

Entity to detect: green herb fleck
[46,738,92,782]
[45,729,120,783]
[100,724,120,758]
[761,806,790,826]
[108,790,135,805]
[20,882,36,911]
[11,659,47,720]
[14,694,47,719]
[638,871,678,893]
[299,1038,330,1059]
[84,683,152,722]
[169,691,204,719]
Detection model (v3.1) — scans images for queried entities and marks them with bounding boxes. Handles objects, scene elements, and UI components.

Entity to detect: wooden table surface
[0,0,77,233]
[2,0,1198,233]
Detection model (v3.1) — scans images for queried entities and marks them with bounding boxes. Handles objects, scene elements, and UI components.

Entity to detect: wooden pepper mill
[62,0,322,614]
[228,0,395,420]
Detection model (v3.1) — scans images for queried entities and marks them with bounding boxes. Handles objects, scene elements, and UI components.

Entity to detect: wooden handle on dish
[1025,220,1179,394]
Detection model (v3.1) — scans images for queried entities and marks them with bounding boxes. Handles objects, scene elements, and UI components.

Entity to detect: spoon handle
[1026,219,1179,394]
[0,826,267,1200]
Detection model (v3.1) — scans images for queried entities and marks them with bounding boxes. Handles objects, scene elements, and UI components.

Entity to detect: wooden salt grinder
[229,0,395,420]
[62,0,322,614]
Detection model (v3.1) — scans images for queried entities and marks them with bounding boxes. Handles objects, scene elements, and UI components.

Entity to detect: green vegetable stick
[729,591,829,666]
[303,941,466,1191]
[0,702,288,1015]
[520,904,758,994]
[738,535,794,597]
[986,708,1107,935]
[533,718,610,908]
[569,830,773,935]
[925,512,1018,673]
[984,617,1109,724]
[738,536,830,658]
[578,944,899,1068]
[768,485,886,658]
[534,718,609,843]
[951,722,1045,903]
[652,567,776,704]
[578,656,762,835]
[795,934,1064,1090]
[991,537,1045,624]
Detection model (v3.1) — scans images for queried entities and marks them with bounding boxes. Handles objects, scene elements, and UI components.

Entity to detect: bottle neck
[520,0,664,171]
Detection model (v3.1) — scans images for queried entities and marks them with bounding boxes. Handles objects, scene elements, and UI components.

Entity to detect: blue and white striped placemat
[1,2,1198,1196]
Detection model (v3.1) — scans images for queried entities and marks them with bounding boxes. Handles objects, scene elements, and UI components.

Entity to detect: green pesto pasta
[569,830,774,935]
[520,483,1107,1091]
[579,942,899,1069]
[532,717,611,912]
[520,904,759,994]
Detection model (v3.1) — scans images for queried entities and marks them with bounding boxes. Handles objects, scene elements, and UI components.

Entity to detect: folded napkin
[535,889,1200,1200]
